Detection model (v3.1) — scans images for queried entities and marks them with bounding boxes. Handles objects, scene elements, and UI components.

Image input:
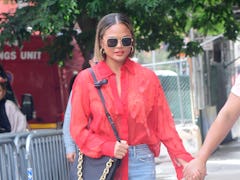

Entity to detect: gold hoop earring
[130,46,134,57]
[100,48,105,57]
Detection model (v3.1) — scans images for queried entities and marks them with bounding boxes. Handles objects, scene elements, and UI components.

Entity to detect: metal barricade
[0,135,18,180]
[0,132,30,180]
[14,132,31,180]
[0,130,70,180]
[25,129,70,180]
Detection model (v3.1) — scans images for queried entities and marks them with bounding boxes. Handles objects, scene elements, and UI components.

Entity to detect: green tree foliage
[0,0,239,66]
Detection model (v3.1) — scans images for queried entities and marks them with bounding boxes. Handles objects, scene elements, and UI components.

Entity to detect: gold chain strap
[100,158,114,180]
[77,151,83,180]
[77,150,114,180]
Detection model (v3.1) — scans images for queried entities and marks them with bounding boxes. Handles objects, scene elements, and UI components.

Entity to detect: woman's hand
[183,158,206,180]
[114,140,129,159]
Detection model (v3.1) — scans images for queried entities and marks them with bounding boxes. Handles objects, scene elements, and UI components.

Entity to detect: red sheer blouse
[70,58,193,179]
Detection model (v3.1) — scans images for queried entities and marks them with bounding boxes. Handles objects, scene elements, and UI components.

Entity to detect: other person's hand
[66,152,76,163]
[183,158,206,180]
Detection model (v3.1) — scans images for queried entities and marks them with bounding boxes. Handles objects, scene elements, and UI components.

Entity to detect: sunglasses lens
[107,38,118,47]
[122,37,132,46]
[107,37,132,47]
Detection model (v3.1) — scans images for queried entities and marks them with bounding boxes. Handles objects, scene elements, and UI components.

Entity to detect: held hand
[183,158,206,180]
[175,158,188,167]
[114,140,129,159]
[66,152,76,163]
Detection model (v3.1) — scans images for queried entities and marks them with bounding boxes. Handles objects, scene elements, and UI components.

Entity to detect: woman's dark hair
[0,82,7,91]
[69,74,77,94]
[94,13,135,60]
[0,64,16,103]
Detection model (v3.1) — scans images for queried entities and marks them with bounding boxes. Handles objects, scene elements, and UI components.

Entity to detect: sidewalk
[205,138,240,180]
[156,138,240,180]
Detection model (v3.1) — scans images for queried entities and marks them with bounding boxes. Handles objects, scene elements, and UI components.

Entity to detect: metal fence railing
[14,132,30,180]
[0,138,18,180]
[25,130,69,180]
[0,130,70,180]
[0,132,30,180]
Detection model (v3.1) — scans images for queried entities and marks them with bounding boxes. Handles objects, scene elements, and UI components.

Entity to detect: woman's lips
[114,51,124,55]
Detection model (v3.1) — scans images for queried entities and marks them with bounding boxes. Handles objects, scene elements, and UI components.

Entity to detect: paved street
[205,139,240,180]
[156,138,240,180]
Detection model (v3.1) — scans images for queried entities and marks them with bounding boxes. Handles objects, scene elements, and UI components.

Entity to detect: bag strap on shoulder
[88,68,121,142]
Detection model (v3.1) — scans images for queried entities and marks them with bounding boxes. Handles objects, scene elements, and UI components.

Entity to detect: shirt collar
[97,58,135,79]
[123,58,135,74]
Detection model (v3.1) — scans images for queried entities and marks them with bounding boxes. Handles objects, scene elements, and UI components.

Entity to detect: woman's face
[0,86,6,100]
[101,23,132,64]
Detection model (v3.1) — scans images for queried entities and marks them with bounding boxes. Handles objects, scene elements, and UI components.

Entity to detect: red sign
[0,36,84,124]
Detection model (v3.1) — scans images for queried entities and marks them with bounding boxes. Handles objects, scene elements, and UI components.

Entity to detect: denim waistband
[128,144,151,157]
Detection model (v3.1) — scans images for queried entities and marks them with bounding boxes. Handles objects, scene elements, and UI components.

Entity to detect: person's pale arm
[184,93,240,179]
[198,93,240,162]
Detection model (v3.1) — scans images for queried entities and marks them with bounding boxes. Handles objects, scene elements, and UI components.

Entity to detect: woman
[70,13,194,180]
[0,78,27,133]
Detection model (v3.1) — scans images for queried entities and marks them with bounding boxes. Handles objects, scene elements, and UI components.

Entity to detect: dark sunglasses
[106,37,133,48]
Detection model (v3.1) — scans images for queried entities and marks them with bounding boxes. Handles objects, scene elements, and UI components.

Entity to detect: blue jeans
[128,144,156,180]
